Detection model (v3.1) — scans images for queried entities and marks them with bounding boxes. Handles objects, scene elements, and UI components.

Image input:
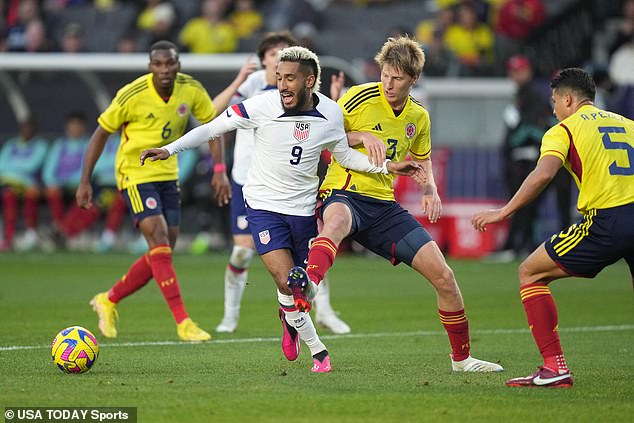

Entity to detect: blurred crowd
[0,110,226,253]
[0,0,632,81]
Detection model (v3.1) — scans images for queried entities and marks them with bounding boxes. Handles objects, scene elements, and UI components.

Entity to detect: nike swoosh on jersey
[533,374,571,385]
[226,108,232,117]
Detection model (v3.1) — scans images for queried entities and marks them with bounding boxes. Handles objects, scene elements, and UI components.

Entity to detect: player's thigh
[122,181,179,229]
[544,207,631,279]
[410,240,453,284]
[320,201,353,242]
[355,204,430,266]
[519,243,570,286]
[138,214,170,248]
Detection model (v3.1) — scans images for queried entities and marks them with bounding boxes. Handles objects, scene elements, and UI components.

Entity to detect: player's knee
[323,211,351,234]
[433,266,457,294]
[230,245,255,269]
[517,260,534,287]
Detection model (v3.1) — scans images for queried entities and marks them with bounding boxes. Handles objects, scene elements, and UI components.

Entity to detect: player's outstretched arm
[141,110,239,165]
[471,155,562,232]
[76,125,111,209]
[386,160,424,176]
[346,131,387,166]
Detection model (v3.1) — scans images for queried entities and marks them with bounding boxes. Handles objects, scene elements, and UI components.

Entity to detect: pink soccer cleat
[505,367,573,388]
[278,307,300,361]
[311,355,332,373]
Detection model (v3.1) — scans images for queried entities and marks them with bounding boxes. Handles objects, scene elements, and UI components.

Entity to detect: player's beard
[281,88,310,113]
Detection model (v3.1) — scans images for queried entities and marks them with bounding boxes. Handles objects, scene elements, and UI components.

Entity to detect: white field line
[1,324,632,352]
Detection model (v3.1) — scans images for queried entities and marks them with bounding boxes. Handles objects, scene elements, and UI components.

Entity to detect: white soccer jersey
[165,90,387,216]
[231,70,277,185]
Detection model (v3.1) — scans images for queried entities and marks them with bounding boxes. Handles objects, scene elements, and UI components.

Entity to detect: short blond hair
[374,36,426,78]
[278,46,321,92]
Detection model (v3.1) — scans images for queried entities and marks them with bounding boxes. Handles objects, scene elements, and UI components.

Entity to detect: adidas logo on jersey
[372,123,382,131]
[146,112,155,120]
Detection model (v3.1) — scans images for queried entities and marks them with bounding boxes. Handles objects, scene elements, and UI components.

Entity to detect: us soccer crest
[177,103,188,117]
[258,230,270,245]
[293,122,310,142]
[405,123,416,139]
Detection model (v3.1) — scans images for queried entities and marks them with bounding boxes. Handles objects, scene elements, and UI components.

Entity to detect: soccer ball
[51,326,99,373]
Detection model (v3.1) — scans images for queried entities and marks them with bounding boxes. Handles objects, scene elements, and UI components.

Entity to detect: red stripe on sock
[228,263,247,274]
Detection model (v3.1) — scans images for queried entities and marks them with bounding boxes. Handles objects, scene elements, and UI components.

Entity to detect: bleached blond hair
[278,46,321,92]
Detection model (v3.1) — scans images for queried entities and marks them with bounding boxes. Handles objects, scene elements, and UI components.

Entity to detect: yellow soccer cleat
[90,292,118,338]
[177,318,212,342]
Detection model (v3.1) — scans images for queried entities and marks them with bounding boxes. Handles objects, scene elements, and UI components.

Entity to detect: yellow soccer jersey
[320,82,431,201]
[540,104,634,213]
[98,73,216,189]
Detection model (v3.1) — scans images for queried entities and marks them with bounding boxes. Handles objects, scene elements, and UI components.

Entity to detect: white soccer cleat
[451,355,504,372]
[315,311,351,334]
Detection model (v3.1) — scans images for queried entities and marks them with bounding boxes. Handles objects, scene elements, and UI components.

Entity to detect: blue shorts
[246,206,317,267]
[319,189,432,266]
[230,179,250,235]
[545,202,634,278]
[122,181,181,227]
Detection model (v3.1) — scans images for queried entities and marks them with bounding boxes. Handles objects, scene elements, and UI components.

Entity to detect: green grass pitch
[1,252,632,422]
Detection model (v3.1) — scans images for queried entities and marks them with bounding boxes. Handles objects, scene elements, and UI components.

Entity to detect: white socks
[277,290,326,356]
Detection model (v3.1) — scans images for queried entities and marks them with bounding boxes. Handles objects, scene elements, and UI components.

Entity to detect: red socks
[149,244,188,323]
[306,237,337,285]
[439,309,470,361]
[108,253,153,303]
[104,194,127,232]
[520,283,568,373]
[23,190,39,230]
[2,188,17,244]
[46,189,66,227]
[62,205,101,238]
[107,245,189,325]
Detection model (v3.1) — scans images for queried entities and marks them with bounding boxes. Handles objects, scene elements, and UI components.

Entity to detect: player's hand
[75,182,93,209]
[330,71,345,101]
[471,208,505,232]
[211,170,231,206]
[386,160,423,176]
[410,166,429,186]
[360,133,387,166]
[421,187,442,224]
[237,56,258,84]
[140,148,170,165]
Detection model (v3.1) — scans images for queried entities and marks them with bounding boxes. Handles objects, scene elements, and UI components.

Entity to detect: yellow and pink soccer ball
[51,326,99,373]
